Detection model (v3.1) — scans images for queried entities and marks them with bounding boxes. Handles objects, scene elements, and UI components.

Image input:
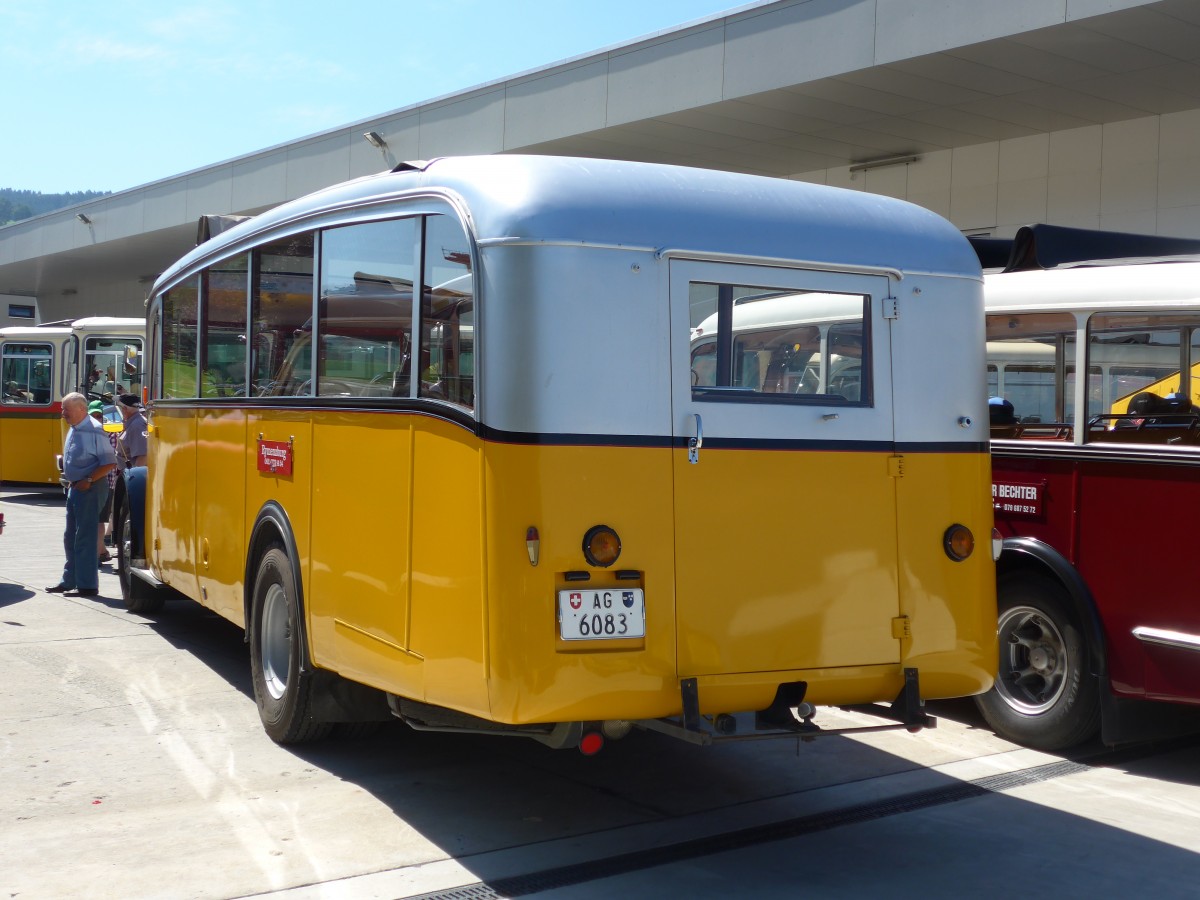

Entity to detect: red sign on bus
[257,439,293,476]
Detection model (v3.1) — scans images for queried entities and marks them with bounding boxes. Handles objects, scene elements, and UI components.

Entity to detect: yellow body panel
[409,421,488,715]
[0,412,62,484]
[483,441,678,723]
[195,408,247,622]
[244,410,313,633]
[146,406,996,726]
[147,409,198,594]
[311,412,415,693]
[673,447,900,677]
[894,452,998,700]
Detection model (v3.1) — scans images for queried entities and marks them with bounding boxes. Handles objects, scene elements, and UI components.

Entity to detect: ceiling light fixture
[848,154,921,175]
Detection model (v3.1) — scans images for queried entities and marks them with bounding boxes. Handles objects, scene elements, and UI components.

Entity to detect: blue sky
[0,0,746,195]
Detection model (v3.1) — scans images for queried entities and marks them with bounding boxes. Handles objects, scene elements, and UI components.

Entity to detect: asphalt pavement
[3,485,1200,900]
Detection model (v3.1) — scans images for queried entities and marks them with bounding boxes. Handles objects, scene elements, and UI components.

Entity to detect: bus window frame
[198,253,252,401]
[82,334,144,399]
[65,335,78,397]
[1,340,55,405]
[315,216,420,402]
[688,285,873,409]
[152,204,480,421]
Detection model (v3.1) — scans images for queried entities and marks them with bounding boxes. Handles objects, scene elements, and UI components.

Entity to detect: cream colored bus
[0,317,143,484]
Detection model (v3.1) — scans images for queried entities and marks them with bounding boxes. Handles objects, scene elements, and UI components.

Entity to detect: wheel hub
[996,605,1069,714]
[261,583,291,701]
[1029,645,1056,674]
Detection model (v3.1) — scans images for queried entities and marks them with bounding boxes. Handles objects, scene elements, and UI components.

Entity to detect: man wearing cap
[116,393,148,470]
[46,392,117,597]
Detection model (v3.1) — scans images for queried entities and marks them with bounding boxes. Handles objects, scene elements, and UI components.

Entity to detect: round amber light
[943,524,974,562]
[583,525,621,568]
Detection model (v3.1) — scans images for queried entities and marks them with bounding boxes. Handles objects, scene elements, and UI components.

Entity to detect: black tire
[117,498,164,614]
[248,546,331,744]
[975,572,1100,751]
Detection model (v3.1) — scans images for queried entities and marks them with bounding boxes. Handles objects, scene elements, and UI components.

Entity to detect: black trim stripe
[896,440,989,454]
[476,424,671,449]
[153,396,478,432]
[478,426,984,454]
[0,409,60,418]
[149,401,986,454]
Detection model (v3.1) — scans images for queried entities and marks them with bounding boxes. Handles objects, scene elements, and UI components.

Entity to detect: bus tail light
[579,730,605,755]
[943,524,974,561]
[582,525,621,568]
[526,526,540,566]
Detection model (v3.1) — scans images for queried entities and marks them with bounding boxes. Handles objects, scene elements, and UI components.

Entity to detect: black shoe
[45,583,73,593]
[68,588,99,597]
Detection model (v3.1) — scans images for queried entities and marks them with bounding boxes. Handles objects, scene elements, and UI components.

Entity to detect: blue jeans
[62,482,109,591]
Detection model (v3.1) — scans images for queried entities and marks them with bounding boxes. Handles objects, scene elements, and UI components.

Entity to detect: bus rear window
[689,285,867,404]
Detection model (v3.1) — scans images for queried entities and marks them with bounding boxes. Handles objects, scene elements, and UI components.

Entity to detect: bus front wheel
[975,572,1100,751]
[248,546,331,744]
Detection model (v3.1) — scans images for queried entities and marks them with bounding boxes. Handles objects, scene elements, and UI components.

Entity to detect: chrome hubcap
[261,583,291,701]
[995,605,1069,715]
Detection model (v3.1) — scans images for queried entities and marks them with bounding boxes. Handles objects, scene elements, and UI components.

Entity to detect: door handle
[688,413,703,464]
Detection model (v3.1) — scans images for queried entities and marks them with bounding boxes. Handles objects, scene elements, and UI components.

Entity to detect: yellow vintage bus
[0,317,144,484]
[122,155,996,753]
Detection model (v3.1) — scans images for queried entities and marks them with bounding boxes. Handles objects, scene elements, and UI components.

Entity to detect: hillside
[0,187,110,226]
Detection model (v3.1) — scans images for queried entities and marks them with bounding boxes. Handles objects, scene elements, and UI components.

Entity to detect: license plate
[558,588,645,640]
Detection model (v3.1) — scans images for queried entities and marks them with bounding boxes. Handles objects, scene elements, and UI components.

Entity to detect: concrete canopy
[3,0,1199,320]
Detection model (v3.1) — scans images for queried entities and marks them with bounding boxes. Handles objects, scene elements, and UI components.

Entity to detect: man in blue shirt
[46,392,117,597]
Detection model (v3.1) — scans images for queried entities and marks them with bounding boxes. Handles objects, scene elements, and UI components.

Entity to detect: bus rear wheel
[117,498,163,615]
[975,572,1100,751]
[248,546,331,744]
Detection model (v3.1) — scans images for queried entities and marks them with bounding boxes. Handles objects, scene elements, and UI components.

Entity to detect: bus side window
[252,233,315,397]
[1086,312,1200,444]
[318,218,416,399]
[162,278,201,399]
[200,255,249,399]
[419,215,475,410]
[985,312,1076,427]
[2,344,38,403]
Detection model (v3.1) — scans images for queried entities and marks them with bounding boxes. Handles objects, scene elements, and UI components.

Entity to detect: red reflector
[579,731,605,756]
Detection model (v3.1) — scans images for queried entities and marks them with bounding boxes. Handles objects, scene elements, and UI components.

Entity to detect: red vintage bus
[975,225,1200,750]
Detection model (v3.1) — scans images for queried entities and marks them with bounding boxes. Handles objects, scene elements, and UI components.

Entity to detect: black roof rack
[196,214,253,245]
[968,224,1200,273]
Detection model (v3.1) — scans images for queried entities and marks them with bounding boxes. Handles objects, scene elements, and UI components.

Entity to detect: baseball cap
[116,393,141,409]
[87,400,105,414]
